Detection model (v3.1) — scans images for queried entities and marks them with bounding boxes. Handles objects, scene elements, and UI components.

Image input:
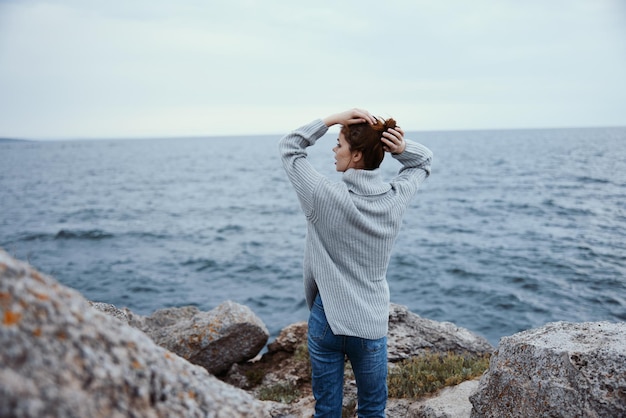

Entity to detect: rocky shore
[1,249,625,417]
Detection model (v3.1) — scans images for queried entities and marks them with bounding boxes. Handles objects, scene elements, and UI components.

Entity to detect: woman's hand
[323,108,377,127]
[381,126,406,154]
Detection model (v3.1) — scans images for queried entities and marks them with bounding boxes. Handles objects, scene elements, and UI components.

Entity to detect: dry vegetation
[387,351,490,398]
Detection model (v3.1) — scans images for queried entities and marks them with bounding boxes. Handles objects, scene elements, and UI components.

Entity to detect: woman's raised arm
[322,108,377,127]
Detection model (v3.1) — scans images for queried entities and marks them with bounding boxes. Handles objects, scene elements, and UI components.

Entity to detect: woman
[279,108,433,417]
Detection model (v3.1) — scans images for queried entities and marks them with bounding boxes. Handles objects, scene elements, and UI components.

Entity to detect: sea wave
[55,229,114,240]
[9,229,114,242]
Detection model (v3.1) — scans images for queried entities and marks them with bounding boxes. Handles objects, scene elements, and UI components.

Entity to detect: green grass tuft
[257,382,302,404]
[387,351,490,399]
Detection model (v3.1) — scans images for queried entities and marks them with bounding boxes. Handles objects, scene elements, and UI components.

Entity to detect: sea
[1,126,625,346]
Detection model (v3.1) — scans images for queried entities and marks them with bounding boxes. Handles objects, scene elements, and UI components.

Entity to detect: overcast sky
[1,0,625,139]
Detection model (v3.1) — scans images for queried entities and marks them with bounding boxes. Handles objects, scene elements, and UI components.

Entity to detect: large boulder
[470,321,626,418]
[388,303,494,361]
[0,250,270,417]
[123,301,268,375]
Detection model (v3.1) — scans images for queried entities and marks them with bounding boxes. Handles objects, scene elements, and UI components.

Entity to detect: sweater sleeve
[279,119,329,218]
[390,139,433,197]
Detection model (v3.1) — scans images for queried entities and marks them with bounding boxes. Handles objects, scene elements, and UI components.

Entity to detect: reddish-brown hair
[340,117,397,170]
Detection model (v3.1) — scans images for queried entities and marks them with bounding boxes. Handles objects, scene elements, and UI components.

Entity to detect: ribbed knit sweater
[279,119,433,339]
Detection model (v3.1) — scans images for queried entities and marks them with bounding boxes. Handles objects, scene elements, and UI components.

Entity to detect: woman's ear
[349,150,365,169]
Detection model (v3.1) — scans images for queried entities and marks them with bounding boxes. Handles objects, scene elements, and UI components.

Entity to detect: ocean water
[1,126,625,345]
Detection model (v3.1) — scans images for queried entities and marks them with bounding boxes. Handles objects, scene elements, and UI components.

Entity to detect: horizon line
[2,123,625,142]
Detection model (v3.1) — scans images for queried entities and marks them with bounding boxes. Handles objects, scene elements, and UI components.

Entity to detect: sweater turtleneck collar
[342,168,391,196]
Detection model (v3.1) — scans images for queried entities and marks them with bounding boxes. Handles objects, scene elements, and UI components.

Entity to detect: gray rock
[266,322,308,354]
[91,297,269,376]
[137,302,269,375]
[89,301,131,324]
[470,321,626,418]
[408,379,479,418]
[385,399,414,418]
[0,249,271,418]
[133,305,200,329]
[388,303,494,362]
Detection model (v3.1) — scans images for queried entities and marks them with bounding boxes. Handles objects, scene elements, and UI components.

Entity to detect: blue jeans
[307,294,388,418]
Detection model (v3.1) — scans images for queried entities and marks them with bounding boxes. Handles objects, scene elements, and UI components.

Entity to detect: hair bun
[372,117,397,132]
[383,118,397,130]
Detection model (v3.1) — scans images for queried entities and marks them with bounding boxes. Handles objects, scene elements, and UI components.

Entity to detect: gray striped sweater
[279,119,433,339]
